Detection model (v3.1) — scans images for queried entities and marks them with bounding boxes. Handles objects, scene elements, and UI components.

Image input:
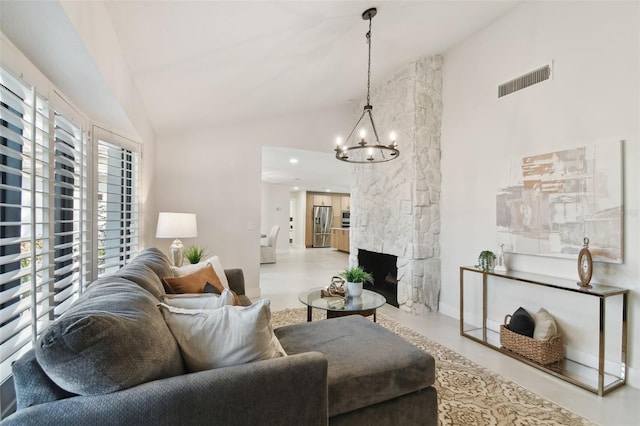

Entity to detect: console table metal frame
[459,266,628,396]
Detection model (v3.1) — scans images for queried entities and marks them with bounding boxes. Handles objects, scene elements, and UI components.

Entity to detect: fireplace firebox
[357,249,398,307]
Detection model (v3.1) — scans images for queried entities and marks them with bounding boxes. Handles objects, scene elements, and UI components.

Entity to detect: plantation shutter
[96,137,139,277]
[0,67,51,382]
[52,109,88,315]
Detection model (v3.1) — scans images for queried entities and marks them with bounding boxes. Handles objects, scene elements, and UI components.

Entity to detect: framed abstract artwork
[496,141,623,263]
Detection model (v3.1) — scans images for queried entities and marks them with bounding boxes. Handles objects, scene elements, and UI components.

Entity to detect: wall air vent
[498,64,552,98]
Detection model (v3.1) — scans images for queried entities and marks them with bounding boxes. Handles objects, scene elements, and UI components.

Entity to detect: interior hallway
[259,247,639,426]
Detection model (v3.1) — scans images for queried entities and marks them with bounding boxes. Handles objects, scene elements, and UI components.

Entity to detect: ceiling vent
[498,64,552,98]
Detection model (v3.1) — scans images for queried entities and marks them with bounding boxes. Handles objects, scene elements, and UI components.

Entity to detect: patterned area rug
[271,308,595,426]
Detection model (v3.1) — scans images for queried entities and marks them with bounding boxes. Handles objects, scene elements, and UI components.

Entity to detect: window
[0,65,118,403]
[96,131,140,277]
[0,66,52,384]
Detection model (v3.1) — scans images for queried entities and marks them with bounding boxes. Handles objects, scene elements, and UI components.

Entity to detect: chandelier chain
[366,17,372,106]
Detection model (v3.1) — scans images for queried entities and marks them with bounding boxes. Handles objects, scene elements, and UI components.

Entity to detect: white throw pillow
[533,307,558,340]
[161,289,235,310]
[171,255,230,289]
[158,299,286,371]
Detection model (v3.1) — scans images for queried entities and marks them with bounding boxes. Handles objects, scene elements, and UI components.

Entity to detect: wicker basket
[500,314,565,365]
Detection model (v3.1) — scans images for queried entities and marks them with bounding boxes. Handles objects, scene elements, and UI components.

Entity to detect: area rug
[271,308,596,426]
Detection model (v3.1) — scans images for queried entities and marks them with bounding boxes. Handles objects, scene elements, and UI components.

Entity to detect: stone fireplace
[349,56,442,314]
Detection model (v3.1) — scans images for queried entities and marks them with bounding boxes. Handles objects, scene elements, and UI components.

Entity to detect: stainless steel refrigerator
[312,206,333,247]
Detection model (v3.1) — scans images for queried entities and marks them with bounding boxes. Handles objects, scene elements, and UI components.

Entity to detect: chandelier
[335,8,399,164]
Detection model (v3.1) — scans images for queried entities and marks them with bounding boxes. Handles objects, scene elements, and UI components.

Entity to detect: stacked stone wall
[350,55,442,313]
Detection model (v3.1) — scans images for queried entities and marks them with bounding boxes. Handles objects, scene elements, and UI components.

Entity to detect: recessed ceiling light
[293,186,299,191]
[325,189,331,192]
[289,158,298,164]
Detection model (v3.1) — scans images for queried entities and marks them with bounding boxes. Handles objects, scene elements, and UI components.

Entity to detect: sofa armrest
[224,268,245,295]
[1,352,328,426]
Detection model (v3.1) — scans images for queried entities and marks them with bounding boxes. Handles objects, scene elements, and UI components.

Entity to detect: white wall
[58,1,159,244]
[440,1,639,387]
[291,190,307,248]
[261,183,290,251]
[154,106,351,298]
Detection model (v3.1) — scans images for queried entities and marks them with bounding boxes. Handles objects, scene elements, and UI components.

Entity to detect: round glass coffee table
[299,288,386,322]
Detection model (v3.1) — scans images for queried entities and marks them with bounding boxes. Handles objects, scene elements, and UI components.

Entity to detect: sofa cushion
[35,278,184,395]
[161,290,235,310]
[172,255,230,289]
[533,307,558,340]
[508,307,535,337]
[275,315,434,417]
[158,299,286,372]
[12,349,76,409]
[112,262,165,299]
[131,247,174,283]
[163,264,241,305]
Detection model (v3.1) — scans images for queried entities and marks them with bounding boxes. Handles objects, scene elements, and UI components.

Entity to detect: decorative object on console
[155,212,198,267]
[577,237,593,288]
[184,244,206,264]
[340,266,374,297]
[501,308,564,365]
[334,8,399,164]
[494,244,508,272]
[477,250,496,271]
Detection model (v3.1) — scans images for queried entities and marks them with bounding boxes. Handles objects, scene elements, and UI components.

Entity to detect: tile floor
[259,247,639,426]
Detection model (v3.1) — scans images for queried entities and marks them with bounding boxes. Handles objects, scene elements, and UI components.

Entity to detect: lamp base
[169,239,185,267]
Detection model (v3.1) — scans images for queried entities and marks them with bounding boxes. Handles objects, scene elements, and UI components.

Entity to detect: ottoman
[275,315,437,425]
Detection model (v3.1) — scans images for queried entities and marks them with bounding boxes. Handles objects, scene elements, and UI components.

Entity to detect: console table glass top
[462,266,628,297]
[299,288,386,322]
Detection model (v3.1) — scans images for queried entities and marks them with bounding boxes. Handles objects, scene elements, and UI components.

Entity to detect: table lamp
[155,212,198,267]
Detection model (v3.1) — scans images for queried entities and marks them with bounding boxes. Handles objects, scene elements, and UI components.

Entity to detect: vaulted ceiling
[1,1,521,192]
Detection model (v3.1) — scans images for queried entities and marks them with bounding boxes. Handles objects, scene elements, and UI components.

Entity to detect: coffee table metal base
[306,306,377,322]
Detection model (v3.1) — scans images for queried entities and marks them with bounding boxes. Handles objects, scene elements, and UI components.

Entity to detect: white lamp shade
[155,212,198,238]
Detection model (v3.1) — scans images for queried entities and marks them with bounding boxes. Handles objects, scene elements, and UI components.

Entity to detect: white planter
[346,281,363,297]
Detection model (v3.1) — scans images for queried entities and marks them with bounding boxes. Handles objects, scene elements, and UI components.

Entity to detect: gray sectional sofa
[2,248,437,425]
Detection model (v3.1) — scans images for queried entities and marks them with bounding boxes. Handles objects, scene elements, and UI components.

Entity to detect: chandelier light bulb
[336,136,342,147]
[359,129,366,141]
[367,148,374,161]
[390,131,396,142]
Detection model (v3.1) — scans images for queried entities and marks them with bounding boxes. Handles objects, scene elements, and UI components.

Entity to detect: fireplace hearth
[358,249,398,307]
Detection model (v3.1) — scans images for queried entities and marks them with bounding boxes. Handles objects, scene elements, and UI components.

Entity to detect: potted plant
[477,250,496,271]
[340,266,373,297]
[184,245,206,264]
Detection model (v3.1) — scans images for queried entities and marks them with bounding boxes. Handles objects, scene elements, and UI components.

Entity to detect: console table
[459,266,628,396]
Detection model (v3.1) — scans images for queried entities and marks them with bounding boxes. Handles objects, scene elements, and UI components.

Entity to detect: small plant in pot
[184,245,207,264]
[477,250,496,271]
[340,266,373,297]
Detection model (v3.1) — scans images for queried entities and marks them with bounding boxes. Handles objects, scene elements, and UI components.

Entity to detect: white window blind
[0,67,52,382]
[0,67,91,387]
[97,137,139,277]
[52,110,88,316]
